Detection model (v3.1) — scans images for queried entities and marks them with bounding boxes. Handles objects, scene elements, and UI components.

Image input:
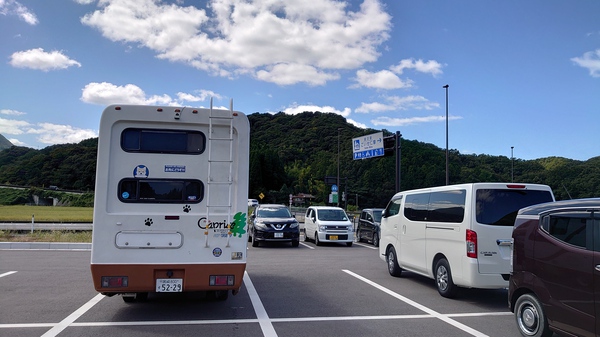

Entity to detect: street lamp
[511,146,514,182]
[337,128,342,206]
[443,84,449,185]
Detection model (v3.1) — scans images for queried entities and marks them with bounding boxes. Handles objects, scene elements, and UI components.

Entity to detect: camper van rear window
[121,128,205,154]
[118,179,204,203]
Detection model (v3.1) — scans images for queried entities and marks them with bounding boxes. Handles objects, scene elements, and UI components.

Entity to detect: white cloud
[371,115,462,127]
[81,81,226,107]
[0,0,38,25]
[351,69,413,89]
[27,123,98,144]
[281,103,351,118]
[0,117,31,134]
[355,95,439,113]
[177,90,223,102]
[8,138,26,146]
[346,118,367,129]
[1,109,26,116]
[256,64,340,86]
[9,48,81,71]
[80,0,392,85]
[572,49,600,78]
[81,82,170,105]
[390,58,444,76]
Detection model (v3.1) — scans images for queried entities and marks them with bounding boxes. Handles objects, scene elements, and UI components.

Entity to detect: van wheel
[435,258,458,298]
[315,232,322,246]
[386,247,402,277]
[303,229,310,242]
[514,293,551,337]
[372,233,379,247]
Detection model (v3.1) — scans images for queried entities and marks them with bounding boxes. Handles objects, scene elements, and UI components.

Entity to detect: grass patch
[0,230,92,242]
[0,205,93,222]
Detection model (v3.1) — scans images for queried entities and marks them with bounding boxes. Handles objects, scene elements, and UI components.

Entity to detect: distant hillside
[0,134,12,151]
[0,113,599,206]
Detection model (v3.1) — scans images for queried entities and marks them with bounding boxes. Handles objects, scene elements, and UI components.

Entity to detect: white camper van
[90,102,249,302]
[379,183,554,298]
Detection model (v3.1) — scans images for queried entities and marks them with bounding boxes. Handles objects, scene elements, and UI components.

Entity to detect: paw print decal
[183,205,191,213]
[144,218,153,226]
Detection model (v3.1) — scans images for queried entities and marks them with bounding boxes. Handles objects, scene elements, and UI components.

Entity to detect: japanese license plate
[156,278,183,292]
[274,233,283,238]
[329,235,338,240]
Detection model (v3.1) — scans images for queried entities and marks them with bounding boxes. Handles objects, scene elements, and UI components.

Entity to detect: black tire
[251,234,259,247]
[122,295,136,303]
[315,232,322,246]
[248,229,252,242]
[346,241,353,247]
[303,229,310,242]
[386,247,402,277]
[135,292,148,302]
[514,293,552,337]
[435,258,458,298]
[372,233,379,247]
[207,290,229,301]
[291,240,299,247]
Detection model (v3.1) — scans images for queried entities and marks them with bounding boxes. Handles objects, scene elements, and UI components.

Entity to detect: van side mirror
[381,209,388,218]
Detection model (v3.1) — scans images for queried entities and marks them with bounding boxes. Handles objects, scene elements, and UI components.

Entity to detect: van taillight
[466,230,477,258]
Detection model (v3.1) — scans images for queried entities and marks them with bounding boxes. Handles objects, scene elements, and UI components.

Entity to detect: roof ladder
[205,98,235,248]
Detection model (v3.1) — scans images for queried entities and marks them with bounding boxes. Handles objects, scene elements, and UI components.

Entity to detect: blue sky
[1,0,599,161]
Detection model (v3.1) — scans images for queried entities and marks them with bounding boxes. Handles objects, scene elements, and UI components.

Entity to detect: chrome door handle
[497,239,512,246]
[595,265,600,272]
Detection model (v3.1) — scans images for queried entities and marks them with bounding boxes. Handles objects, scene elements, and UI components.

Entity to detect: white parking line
[343,269,490,337]
[353,242,378,250]
[0,271,17,278]
[299,242,314,249]
[40,293,104,337]
[244,271,278,337]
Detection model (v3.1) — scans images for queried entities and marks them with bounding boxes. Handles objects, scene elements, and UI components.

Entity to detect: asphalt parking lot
[0,238,544,337]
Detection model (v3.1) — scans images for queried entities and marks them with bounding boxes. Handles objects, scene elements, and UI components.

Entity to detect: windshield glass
[317,209,348,221]
[373,210,382,222]
[257,207,292,218]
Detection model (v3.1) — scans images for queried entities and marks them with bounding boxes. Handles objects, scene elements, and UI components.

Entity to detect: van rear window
[476,189,553,226]
[121,128,205,154]
[118,178,203,203]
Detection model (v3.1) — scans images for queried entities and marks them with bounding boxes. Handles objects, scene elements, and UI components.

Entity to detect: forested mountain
[1,113,599,207]
[0,134,13,151]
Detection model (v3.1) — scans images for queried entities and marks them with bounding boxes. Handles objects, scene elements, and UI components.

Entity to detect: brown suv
[509,198,600,337]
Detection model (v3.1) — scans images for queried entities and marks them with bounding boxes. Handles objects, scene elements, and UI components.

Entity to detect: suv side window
[542,212,592,249]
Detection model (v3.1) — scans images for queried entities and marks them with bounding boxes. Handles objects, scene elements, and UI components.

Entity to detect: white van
[379,183,554,298]
[304,206,354,246]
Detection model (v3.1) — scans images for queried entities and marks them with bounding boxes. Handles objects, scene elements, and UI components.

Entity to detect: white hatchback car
[304,206,354,246]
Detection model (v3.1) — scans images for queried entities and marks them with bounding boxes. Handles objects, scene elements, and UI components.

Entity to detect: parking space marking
[244,271,278,337]
[0,271,17,278]
[299,242,314,249]
[343,269,490,337]
[353,242,378,250]
[40,293,104,337]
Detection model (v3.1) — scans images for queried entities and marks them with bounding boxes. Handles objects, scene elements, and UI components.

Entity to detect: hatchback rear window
[476,189,553,226]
